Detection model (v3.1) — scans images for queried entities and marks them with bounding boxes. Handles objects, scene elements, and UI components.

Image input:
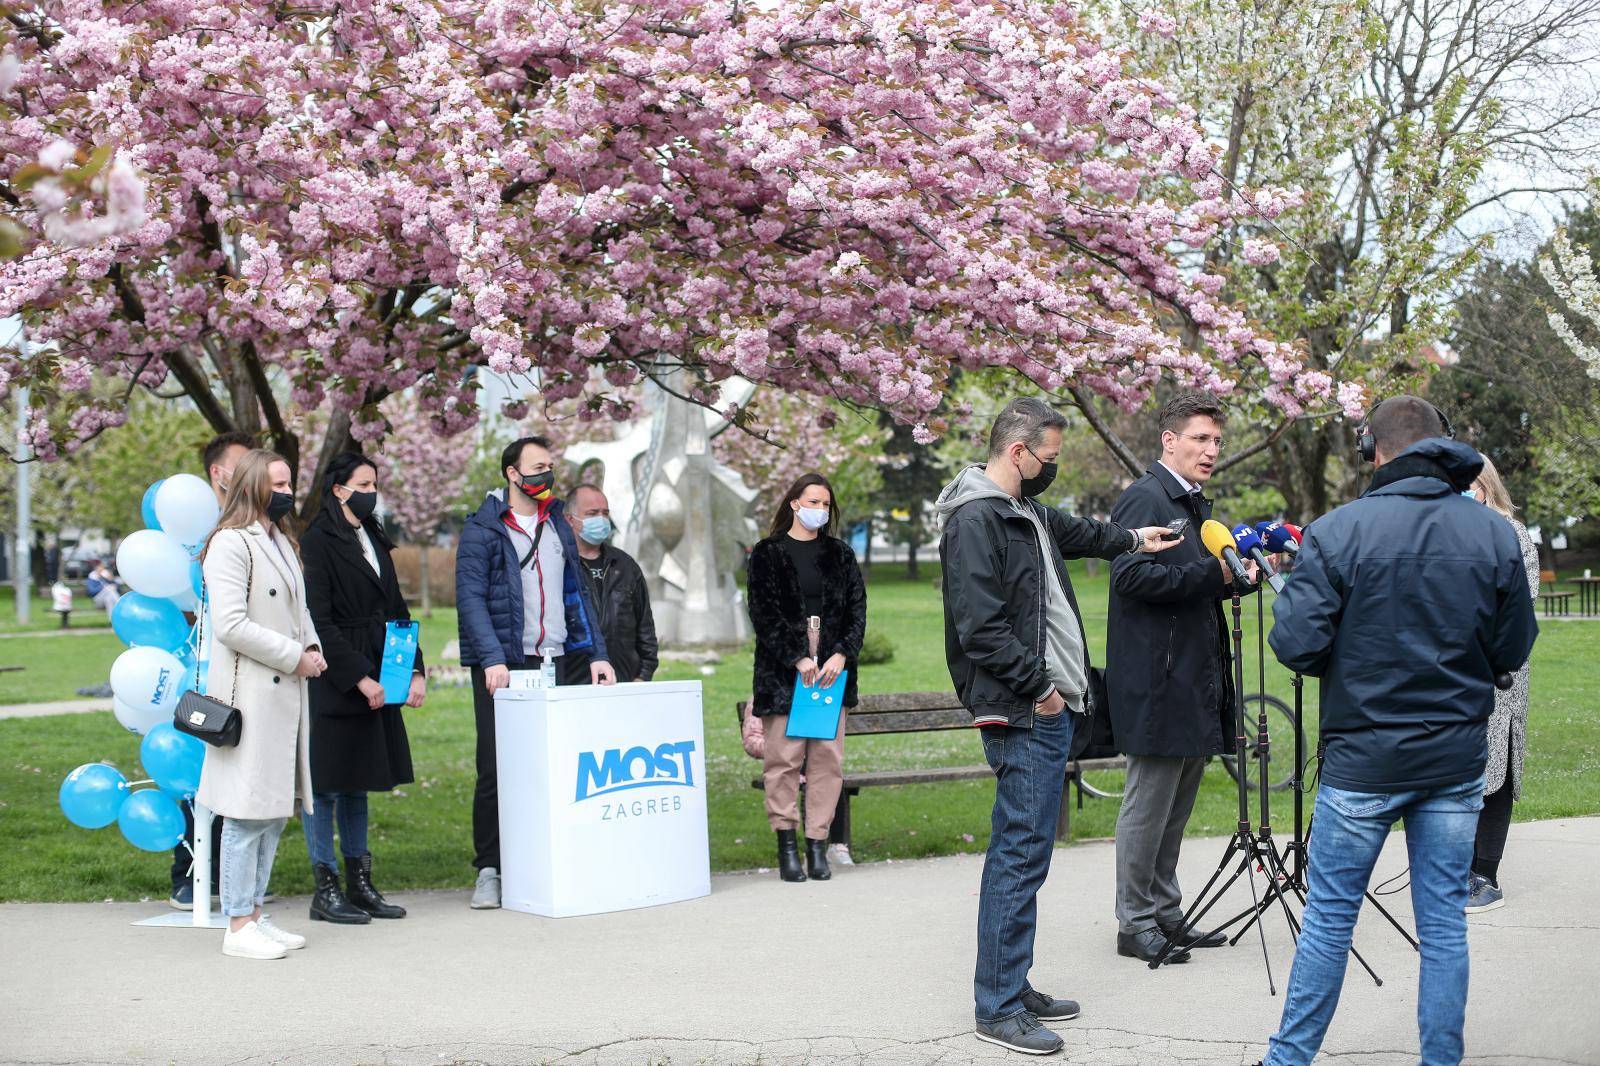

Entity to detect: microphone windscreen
[1285,523,1304,543]
[1200,519,1237,561]
[1232,523,1266,554]
[1258,522,1297,553]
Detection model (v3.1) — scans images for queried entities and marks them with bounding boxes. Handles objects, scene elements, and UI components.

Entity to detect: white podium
[493,680,710,918]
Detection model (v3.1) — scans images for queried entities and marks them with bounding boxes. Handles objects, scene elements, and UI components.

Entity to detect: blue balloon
[189,558,205,601]
[141,722,206,799]
[141,479,165,531]
[59,763,129,829]
[117,789,186,852]
[111,591,190,651]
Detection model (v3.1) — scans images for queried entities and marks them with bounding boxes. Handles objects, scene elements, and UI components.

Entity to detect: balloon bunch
[58,473,219,852]
[109,474,217,733]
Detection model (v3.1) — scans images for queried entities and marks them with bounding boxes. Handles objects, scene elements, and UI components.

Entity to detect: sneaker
[1021,987,1080,1022]
[827,842,856,867]
[471,867,502,910]
[169,882,193,911]
[222,921,288,960]
[257,914,306,950]
[261,888,278,904]
[1465,873,1505,913]
[975,1012,1064,1055]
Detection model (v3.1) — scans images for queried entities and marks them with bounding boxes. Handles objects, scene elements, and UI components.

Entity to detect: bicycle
[1072,691,1299,801]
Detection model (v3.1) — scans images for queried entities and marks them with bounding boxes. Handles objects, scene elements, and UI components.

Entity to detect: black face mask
[1020,447,1058,499]
[267,491,295,522]
[341,489,378,522]
[514,469,555,502]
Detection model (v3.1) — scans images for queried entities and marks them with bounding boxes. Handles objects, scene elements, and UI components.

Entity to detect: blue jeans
[220,816,286,918]
[301,791,370,870]
[1266,777,1484,1066]
[975,710,1075,1024]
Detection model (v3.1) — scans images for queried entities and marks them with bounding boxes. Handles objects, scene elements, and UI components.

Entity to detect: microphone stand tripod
[1149,590,1283,990]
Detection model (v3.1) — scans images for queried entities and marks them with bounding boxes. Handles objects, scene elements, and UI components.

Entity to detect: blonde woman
[196,450,327,959]
[1465,456,1540,913]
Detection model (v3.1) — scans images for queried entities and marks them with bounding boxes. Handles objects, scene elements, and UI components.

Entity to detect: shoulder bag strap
[196,531,254,707]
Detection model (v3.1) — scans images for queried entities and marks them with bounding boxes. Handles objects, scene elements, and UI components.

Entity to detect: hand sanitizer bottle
[539,646,557,691]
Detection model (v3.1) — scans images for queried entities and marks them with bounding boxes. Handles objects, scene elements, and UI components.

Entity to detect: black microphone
[1494,673,1513,691]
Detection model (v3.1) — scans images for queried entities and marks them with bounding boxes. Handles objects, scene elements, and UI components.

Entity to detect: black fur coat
[746,534,867,716]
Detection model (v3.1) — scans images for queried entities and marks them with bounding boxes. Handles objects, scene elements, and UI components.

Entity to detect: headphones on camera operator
[1355,397,1455,464]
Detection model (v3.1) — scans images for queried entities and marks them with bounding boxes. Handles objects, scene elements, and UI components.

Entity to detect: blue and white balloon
[109,646,187,731]
[111,591,190,651]
[117,789,186,851]
[140,479,165,531]
[116,529,192,600]
[141,723,206,799]
[59,763,129,829]
[152,474,220,547]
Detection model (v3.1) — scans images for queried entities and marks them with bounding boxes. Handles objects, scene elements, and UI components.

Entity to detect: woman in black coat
[299,452,425,924]
[745,473,867,884]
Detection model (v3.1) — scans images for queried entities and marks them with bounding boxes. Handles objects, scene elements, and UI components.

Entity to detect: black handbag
[173,542,250,748]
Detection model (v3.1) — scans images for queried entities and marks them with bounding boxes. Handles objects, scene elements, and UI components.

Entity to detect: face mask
[1019,447,1058,498]
[514,469,555,502]
[267,491,295,522]
[1463,490,1478,500]
[796,506,830,531]
[580,515,613,544]
[341,489,378,521]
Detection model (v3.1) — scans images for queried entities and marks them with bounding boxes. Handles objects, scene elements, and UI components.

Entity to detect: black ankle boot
[345,853,406,919]
[310,863,370,924]
[776,830,807,882]
[805,838,832,881]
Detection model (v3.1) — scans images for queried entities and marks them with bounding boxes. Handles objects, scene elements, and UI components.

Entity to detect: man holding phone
[1105,391,1257,964]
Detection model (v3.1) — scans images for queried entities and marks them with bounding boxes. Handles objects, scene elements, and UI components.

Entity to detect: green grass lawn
[1,562,1595,902]
[0,590,114,634]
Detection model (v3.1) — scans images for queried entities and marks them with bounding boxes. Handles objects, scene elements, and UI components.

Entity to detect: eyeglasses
[1179,432,1226,452]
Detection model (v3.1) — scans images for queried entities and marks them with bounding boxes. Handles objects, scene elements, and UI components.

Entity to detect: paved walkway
[2,818,1595,1065]
[0,697,112,719]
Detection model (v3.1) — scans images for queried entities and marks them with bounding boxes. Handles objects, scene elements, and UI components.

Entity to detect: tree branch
[1063,386,1142,477]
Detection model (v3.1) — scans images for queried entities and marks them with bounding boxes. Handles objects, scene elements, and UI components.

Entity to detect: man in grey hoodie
[937,397,1181,1056]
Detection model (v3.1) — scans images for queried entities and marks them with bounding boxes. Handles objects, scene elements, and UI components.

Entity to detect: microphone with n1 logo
[1232,523,1286,593]
[1255,520,1301,556]
[1201,519,1254,588]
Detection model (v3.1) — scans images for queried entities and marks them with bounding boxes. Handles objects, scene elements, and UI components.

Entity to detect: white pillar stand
[133,801,227,928]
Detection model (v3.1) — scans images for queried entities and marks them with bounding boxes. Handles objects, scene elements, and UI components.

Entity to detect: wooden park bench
[1539,590,1576,617]
[735,691,1128,855]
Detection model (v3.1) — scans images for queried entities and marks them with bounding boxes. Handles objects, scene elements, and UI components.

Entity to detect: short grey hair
[987,397,1068,459]
[564,483,605,511]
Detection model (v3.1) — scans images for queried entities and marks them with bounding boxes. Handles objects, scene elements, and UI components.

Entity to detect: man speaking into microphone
[1106,391,1256,964]
[1259,396,1538,1066]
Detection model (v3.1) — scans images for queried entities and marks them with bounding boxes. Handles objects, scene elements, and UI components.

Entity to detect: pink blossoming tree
[2,0,1341,485]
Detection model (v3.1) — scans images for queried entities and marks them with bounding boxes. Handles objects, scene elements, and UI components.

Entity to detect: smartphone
[1162,517,1189,541]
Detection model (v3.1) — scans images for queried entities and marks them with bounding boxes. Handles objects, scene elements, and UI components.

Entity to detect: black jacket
[1269,439,1539,792]
[746,534,867,716]
[1106,463,1238,758]
[936,467,1136,729]
[300,505,421,794]
[576,542,658,682]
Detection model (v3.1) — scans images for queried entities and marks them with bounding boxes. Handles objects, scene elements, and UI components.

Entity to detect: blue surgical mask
[580,515,613,544]
[797,506,830,531]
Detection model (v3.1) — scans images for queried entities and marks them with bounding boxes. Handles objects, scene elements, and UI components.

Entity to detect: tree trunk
[906,525,921,581]
[418,543,431,617]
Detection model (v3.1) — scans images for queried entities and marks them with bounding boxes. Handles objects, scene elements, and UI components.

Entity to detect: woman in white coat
[196,450,326,960]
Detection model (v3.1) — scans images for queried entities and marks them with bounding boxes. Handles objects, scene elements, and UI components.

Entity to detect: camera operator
[1258,396,1538,1066]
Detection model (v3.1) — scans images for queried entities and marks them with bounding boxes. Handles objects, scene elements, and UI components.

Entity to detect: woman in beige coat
[196,450,326,960]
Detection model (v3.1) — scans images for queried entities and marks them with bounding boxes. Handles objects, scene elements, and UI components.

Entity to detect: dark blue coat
[1268,439,1538,793]
[455,491,609,669]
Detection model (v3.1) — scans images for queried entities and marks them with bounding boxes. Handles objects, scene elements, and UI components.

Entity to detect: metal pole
[13,382,30,626]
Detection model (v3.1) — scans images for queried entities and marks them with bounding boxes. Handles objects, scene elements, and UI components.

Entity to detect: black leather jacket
[937,468,1136,729]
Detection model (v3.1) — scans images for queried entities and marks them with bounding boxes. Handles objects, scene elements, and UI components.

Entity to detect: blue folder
[786,669,848,739]
[379,621,420,705]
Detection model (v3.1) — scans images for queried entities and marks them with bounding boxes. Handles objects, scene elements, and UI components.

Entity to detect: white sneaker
[471,867,501,910]
[222,921,288,960]
[828,843,856,867]
[257,914,306,950]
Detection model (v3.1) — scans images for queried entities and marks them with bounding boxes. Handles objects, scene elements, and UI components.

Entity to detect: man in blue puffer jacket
[1260,397,1538,1066]
[456,434,613,910]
